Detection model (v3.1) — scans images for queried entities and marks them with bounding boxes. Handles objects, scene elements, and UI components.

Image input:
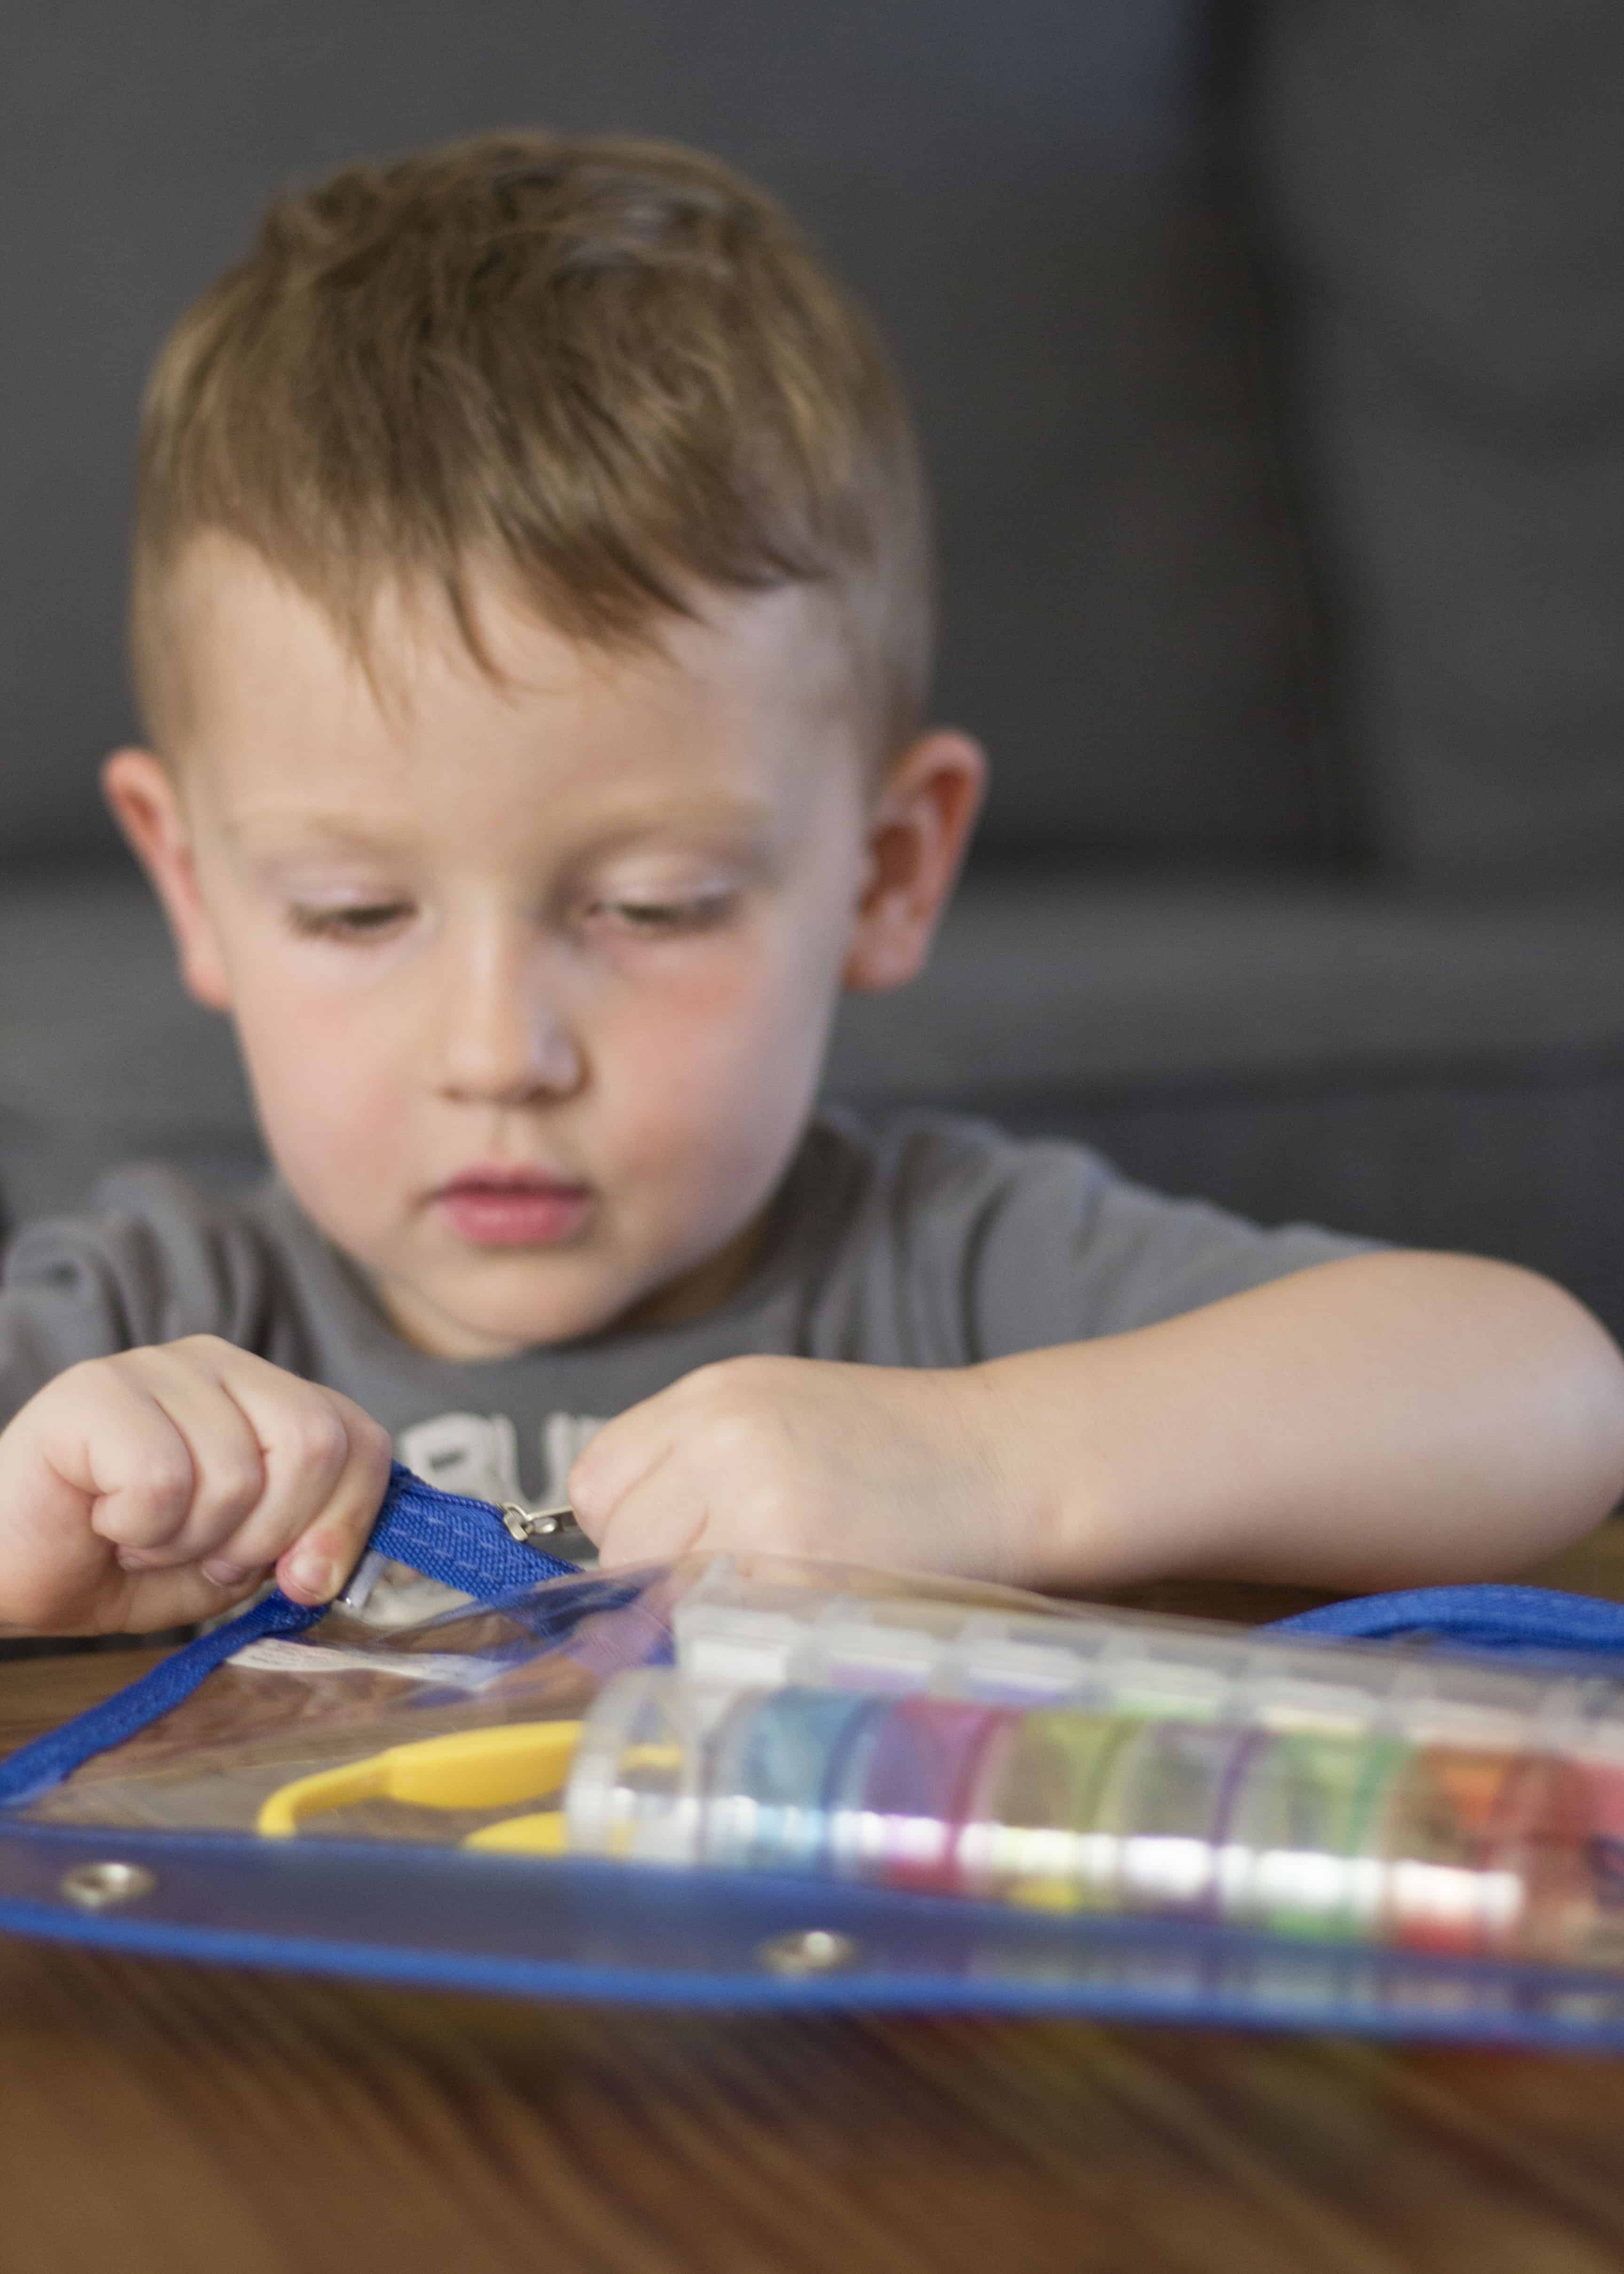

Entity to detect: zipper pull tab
[501,1501,570,1546]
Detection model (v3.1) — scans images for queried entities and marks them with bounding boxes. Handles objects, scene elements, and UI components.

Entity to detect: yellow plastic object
[463,1811,570,1855]
[257,1719,583,1839]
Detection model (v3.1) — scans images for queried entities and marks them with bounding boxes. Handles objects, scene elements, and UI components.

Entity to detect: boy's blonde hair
[131,131,933,753]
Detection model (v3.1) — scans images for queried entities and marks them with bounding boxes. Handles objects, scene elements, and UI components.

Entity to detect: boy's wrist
[952,1350,1120,1588]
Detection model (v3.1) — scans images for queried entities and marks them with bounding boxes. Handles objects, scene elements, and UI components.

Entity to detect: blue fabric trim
[0,1587,326,1808]
[1262,1582,1624,1656]
[3,1822,1624,2043]
[6,1893,1624,2044]
[0,1462,578,1809]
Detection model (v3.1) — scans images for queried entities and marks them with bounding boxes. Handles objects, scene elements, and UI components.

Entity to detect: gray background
[1,0,1329,870]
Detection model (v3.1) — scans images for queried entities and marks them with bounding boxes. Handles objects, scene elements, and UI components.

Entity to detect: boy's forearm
[972,1253,1624,1590]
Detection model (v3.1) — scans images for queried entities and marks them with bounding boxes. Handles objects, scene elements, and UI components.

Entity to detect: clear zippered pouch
[7,1466,1624,2047]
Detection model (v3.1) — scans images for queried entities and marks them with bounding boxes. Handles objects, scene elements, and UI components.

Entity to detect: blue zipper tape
[0,1462,578,1809]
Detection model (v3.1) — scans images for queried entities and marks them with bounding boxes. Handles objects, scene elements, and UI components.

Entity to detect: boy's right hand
[0,1337,393,1635]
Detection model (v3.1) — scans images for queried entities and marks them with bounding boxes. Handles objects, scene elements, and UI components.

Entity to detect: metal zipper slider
[501,1501,571,1546]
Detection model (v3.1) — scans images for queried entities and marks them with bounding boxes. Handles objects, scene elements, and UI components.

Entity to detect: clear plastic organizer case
[13,1548,1624,2025]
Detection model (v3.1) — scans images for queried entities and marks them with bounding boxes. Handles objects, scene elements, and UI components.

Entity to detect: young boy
[2,131,1622,1639]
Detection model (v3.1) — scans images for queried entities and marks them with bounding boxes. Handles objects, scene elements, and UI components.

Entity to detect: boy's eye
[286,902,413,939]
[593,895,734,935]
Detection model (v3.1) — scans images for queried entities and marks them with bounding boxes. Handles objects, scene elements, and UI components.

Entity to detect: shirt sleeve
[0,1167,300,1427]
[865,1115,1381,1363]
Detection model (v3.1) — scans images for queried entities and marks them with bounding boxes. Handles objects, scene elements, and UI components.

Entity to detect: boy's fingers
[118,1347,390,1601]
[566,1397,679,1539]
[87,1349,391,1606]
[89,1354,270,1563]
[110,1559,275,1631]
[58,1364,208,1558]
[0,1346,390,1635]
[575,1360,826,1567]
[1,1363,203,1621]
[267,1398,394,1606]
[589,1451,710,1568]
[183,1374,356,1575]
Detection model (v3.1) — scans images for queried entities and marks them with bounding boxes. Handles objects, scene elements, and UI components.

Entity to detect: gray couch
[7,2,1624,1328]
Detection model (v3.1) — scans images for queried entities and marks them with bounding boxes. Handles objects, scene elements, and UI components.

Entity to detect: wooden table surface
[8,1536,1624,2274]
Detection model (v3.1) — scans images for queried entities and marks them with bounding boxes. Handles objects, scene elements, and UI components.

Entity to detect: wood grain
[6,1531,1624,2272]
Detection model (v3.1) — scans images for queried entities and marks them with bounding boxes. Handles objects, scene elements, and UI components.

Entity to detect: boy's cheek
[607,984,823,1158]
[235,1006,409,1192]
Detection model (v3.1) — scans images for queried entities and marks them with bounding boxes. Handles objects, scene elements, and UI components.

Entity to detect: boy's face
[109,542,980,1359]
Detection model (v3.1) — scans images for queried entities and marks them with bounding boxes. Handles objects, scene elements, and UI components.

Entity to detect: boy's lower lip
[435,1185,593,1247]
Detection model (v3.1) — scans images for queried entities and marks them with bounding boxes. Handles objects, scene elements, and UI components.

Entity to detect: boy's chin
[372,1260,649,1360]
[366,1209,771,1358]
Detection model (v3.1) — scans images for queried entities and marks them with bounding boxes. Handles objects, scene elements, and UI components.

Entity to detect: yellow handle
[463,1811,570,1855]
[257,1719,583,1838]
[457,1741,681,1857]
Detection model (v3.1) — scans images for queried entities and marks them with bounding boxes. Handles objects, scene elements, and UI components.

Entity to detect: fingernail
[285,1548,339,1603]
[117,1548,158,1572]
[202,1560,257,1588]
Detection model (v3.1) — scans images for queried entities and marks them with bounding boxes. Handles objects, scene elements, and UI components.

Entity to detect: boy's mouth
[432,1168,593,1248]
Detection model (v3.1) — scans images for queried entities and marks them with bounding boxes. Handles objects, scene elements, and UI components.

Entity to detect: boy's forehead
[219,782,788,866]
[161,536,867,771]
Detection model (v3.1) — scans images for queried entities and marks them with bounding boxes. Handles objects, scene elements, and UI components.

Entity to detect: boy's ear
[101,748,234,1012]
[843,729,986,993]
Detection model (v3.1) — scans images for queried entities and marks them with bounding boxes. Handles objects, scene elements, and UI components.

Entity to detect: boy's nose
[438,1013,583,1106]
[434,943,584,1107]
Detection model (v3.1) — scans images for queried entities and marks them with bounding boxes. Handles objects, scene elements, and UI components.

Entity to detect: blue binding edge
[1265,1581,1624,1657]
[0,1462,578,1809]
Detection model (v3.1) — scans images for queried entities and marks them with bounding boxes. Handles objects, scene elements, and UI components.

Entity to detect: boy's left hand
[568,1357,1019,1579]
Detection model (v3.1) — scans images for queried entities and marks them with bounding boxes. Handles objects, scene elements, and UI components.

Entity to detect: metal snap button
[756,1928,859,1976]
[59,1861,157,1912]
